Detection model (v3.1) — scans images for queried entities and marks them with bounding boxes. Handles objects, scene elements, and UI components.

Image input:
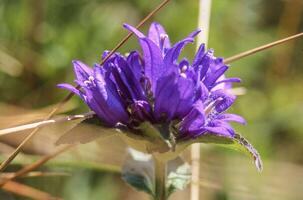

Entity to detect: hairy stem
[154,156,167,200]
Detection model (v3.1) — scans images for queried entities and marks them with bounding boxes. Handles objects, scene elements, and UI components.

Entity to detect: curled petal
[57,83,82,98]
[213,77,241,87]
[164,30,200,66]
[123,23,145,38]
[216,114,246,125]
[215,95,236,113]
[204,120,235,137]
[210,90,236,113]
[204,63,228,89]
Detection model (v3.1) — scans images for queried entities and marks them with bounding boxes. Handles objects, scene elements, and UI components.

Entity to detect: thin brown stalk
[225,32,303,64]
[0,145,74,187]
[100,0,172,65]
[2,180,61,200]
[0,0,172,172]
[1,171,70,178]
[0,111,94,136]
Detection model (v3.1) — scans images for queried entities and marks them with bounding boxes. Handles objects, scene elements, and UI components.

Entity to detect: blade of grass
[225,32,303,63]
[0,145,74,187]
[2,180,62,200]
[0,0,172,172]
[1,171,70,178]
[0,112,94,136]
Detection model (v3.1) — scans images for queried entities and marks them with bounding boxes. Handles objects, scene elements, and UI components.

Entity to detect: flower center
[84,76,95,87]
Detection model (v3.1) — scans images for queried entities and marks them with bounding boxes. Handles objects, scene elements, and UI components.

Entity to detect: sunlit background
[0,0,303,199]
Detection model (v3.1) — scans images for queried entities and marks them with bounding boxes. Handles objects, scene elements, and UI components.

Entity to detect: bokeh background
[0,0,303,199]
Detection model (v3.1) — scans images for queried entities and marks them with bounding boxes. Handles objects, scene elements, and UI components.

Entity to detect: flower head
[58,22,245,144]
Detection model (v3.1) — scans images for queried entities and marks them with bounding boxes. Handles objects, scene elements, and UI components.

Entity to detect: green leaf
[55,120,118,145]
[136,122,175,151]
[121,148,192,198]
[232,133,263,172]
[121,148,154,196]
[180,133,263,172]
[166,158,191,198]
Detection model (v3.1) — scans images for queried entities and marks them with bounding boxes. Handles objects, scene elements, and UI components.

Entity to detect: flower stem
[191,1,212,200]
[154,156,167,200]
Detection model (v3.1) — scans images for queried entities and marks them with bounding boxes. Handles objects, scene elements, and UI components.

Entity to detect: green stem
[154,156,167,200]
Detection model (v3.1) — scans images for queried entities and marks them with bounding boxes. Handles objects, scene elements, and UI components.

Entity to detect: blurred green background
[0,0,303,199]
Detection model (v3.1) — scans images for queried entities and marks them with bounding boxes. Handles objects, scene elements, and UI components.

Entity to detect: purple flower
[58,22,244,141]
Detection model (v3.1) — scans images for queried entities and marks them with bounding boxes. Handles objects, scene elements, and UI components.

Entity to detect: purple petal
[127,51,143,81]
[164,31,200,66]
[154,74,195,121]
[213,78,241,87]
[204,120,235,137]
[154,73,179,121]
[204,64,228,89]
[216,114,246,125]
[123,23,145,38]
[57,83,82,98]
[101,50,110,60]
[204,126,234,137]
[215,95,236,113]
[180,100,205,136]
[210,90,236,113]
[195,82,209,101]
[92,67,129,125]
[193,44,205,66]
[112,56,146,101]
[188,29,201,38]
[195,49,215,80]
[174,77,195,117]
[124,24,166,93]
[72,60,93,83]
[139,38,166,93]
[148,22,171,49]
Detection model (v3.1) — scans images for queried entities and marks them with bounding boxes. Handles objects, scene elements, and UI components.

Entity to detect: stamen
[204,100,216,115]
[83,80,90,86]
[84,76,96,87]
[159,33,168,50]
[160,33,168,41]
[180,73,187,78]
[181,65,187,73]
